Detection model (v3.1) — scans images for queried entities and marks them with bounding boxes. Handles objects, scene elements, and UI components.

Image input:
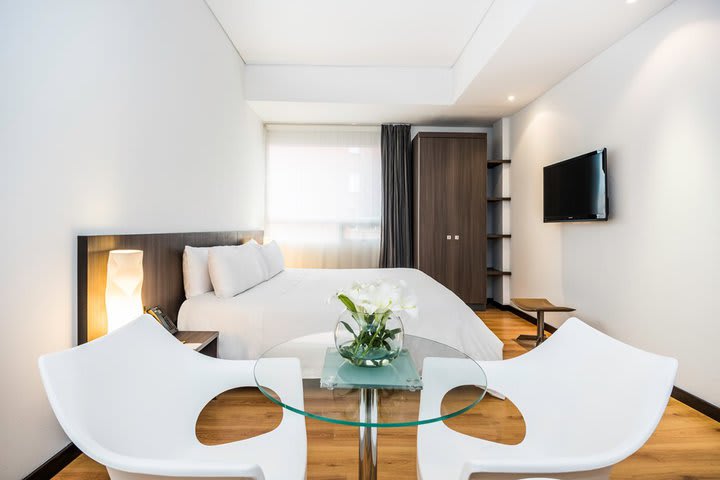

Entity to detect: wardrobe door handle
[446,235,452,240]
[454,235,460,240]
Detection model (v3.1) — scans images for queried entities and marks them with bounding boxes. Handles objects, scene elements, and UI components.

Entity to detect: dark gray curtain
[379,124,413,268]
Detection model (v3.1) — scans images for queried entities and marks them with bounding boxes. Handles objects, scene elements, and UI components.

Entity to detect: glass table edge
[255,383,489,428]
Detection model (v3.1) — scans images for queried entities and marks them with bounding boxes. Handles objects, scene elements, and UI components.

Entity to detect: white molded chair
[39,315,306,480]
[418,318,677,480]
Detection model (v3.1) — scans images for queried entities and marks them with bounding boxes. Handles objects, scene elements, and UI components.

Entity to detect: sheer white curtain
[265,125,381,268]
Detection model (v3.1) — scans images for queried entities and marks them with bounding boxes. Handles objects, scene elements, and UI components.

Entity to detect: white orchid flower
[335,279,416,318]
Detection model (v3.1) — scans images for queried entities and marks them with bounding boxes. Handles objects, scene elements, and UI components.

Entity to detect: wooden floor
[55,308,720,479]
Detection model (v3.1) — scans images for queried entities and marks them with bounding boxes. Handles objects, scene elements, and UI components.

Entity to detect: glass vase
[334,309,404,367]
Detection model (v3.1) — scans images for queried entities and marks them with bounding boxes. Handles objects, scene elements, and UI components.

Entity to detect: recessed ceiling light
[626,0,637,4]
[507,95,516,102]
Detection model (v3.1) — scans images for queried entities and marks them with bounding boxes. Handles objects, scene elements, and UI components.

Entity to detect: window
[265,125,381,268]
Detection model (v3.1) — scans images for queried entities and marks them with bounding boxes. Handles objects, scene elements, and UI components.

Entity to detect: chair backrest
[38,315,252,459]
[482,317,678,462]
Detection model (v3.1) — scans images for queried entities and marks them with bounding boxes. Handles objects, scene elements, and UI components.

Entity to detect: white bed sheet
[178,268,503,362]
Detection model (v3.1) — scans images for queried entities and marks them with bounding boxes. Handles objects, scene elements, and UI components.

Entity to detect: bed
[178,267,504,362]
[76,230,502,363]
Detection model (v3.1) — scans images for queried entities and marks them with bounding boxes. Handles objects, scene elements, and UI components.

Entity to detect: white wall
[246,65,453,105]
[510,0,720,405]
[0,1,265,477]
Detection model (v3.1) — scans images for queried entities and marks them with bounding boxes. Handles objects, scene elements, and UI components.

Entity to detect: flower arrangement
[334,280,415,367]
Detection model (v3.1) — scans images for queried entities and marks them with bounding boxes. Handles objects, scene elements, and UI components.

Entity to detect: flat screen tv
[543,148,608,222]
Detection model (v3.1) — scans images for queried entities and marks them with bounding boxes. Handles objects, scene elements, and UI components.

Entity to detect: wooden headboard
[77,230,263,344]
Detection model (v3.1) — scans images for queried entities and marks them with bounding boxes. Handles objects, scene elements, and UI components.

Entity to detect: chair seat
[417,317,677,480]
[39,315,307,480]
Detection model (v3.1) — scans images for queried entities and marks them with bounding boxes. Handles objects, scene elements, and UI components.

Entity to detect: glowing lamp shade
[105,249,144,332]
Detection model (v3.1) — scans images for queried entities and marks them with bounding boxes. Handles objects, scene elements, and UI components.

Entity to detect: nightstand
[174,331,219,358]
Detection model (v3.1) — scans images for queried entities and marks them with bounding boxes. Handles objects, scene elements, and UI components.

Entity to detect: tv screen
[543,148,608,222]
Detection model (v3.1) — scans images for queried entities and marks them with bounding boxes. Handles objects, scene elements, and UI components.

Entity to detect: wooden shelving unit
[487,159,511,168]
[486,131,512,293]
[487,268,512,276]
[486,121,513,302]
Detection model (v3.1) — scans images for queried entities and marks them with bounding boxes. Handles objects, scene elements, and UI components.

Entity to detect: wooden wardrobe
[412,132,487,307]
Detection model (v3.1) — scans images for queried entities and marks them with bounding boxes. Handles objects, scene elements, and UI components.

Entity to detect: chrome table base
[358,388,378,480]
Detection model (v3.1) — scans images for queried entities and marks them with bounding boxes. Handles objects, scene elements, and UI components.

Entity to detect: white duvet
[178,268,503,362]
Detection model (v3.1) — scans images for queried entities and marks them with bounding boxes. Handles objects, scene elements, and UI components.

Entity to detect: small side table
[174,331,219,358]
[511,298,575,347]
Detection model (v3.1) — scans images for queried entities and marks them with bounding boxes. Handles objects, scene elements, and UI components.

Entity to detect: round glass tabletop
[253,332,488,428]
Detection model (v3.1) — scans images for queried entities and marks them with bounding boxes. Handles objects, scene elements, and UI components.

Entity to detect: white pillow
[182,246,212,299]
[259,241,285,279]
[244,239,269,278]
[207,243,266,298]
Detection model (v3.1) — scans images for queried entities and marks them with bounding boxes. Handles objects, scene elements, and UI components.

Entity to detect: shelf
[487,197,511,202]
[488,159,511,168]
[487,234,511,239]
[487,268,512,276]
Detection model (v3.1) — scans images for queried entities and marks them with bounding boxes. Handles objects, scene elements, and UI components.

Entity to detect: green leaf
[337,294,357,313]
[385,328,402,339]
[340,321,358,339]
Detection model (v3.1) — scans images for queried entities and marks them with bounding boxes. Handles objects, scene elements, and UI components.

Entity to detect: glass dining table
[254,332,488,480]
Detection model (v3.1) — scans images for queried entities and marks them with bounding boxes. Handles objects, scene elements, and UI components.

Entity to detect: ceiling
[207,0,494,67]
[206,0,676,125]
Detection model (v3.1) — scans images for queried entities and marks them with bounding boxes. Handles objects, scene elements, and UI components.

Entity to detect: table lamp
[106,249,144,332]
